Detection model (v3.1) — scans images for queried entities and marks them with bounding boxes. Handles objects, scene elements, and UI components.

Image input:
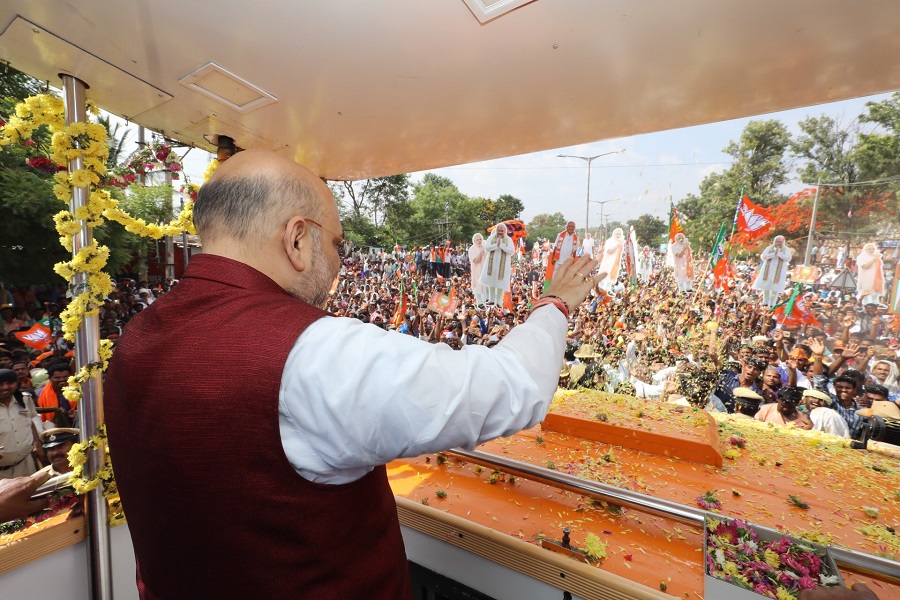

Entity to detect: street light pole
[558,150,624,237]
[591,199,620,241]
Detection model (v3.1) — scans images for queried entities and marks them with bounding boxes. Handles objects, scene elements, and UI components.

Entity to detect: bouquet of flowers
[706,517,841,599]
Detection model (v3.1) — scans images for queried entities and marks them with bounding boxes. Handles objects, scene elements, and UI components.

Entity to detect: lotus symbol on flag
[740,204,770,232]
[22,329,48,343]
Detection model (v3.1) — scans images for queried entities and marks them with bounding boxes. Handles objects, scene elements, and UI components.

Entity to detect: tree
[855,92,900,188]
[406,174,471,247]
[0,163,68,285]
[97,114,133,169]
[0,69,66,284]
[724,119,792,203]
[677,119,791,247]
[626,214,667,247]
[471,193,525,233]
[791,114,899,244]
[101,185,177,276]
[526,212,567,243]
[332,175,411,246]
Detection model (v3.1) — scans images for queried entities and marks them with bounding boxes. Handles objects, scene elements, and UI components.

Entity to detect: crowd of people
[1,148,897,598]
[320,226,899,444]
[2,225,899,497]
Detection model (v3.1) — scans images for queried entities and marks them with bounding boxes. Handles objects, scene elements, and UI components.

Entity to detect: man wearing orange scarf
[37,362,75,425]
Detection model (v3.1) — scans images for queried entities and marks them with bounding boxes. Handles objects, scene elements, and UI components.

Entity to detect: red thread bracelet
[531,295,570,320]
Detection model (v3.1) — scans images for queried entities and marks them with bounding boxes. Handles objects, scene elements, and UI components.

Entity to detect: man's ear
[283,216,309,273]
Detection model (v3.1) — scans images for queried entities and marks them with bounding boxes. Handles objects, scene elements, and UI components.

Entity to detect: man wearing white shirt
[105,150,601,600]
[581,232,595,259]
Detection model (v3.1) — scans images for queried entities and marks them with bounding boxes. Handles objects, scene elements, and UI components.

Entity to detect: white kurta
[637,252,653,282]
[752,245,792,293]
[581,237,595,259]
[556,234,577,265]
[856,249,884,300]
[809,406,850,438]
[468,242,487,303]
[479,233,515,293]
[279,306,567,483]
[670,240,693,286]
[598,237,624,284]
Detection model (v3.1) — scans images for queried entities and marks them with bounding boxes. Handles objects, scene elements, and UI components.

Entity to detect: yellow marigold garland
[1,93,201,520]
[66,425,124,526]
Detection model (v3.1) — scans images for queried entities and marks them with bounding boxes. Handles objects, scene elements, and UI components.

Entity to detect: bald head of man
[194,150,343,307]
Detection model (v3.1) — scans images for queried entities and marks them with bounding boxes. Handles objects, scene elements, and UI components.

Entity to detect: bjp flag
[14,323,52,350]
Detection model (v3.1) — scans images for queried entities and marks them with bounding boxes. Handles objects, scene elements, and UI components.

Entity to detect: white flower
[819,574,839,586]
[715,549,725,565]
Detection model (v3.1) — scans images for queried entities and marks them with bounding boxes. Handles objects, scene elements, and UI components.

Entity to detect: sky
[169,91,896,234]
[409,91,896,233]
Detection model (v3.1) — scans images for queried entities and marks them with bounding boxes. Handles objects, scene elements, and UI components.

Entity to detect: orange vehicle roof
[388,390,900,598]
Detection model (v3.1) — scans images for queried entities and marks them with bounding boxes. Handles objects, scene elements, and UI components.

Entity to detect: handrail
[30,473,74,500]
[447,448,900,582]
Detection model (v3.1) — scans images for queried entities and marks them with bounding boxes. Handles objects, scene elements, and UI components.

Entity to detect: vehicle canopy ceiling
[1,1,899,180]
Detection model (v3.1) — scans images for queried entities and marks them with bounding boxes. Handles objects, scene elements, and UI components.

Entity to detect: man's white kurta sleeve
[279,305,567,484]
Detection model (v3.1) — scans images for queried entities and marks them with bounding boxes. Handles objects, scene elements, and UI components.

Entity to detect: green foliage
[403,174,481,247]
[856,92,900,185]
[526,212,567,242]
[677,119,791,247]
[791,112,899,240]
[0,164,68,285]
[332,173,525,248]
[626,214,667,247]
[96,114,133,169]
[333,174,411,246]
[0,68,43,116]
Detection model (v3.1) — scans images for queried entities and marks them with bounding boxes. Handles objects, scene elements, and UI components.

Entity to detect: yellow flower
[723,561,739,576]
[723,449,740,460]
[764,548,780,568]
[203,158,220,182]
[776,587,796,600]
[67,121,87,136]
[583,533,608,561]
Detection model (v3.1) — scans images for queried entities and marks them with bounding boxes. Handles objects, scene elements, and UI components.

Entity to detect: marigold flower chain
[66,425,123,525]
[63,340,114,404]
[3,94,204,519]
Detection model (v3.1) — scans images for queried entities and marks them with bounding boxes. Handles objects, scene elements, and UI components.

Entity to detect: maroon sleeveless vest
[105,255,410,599]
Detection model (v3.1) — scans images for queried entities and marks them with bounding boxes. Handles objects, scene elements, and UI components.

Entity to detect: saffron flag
[708,223,732,292]
[391,284,407,326]
[712,250,735,293]
[427,291,458,317]
[487,219,528,245]
[14,322,52,350]
[668,206,685,243]
[773,284,821,327]
[736,195,774,239]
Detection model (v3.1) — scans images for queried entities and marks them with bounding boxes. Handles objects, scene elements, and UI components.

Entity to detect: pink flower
[697,491,722,510]
[798,576,818,590]
[783,555,810,577]
[754,583,774,596]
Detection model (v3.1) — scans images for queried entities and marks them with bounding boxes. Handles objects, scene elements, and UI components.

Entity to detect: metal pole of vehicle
[448,448,900,582]
[61,74,114,600]
[804,178,821,266]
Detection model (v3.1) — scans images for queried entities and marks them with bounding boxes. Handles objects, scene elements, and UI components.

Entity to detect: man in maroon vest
[105,150,601,599]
